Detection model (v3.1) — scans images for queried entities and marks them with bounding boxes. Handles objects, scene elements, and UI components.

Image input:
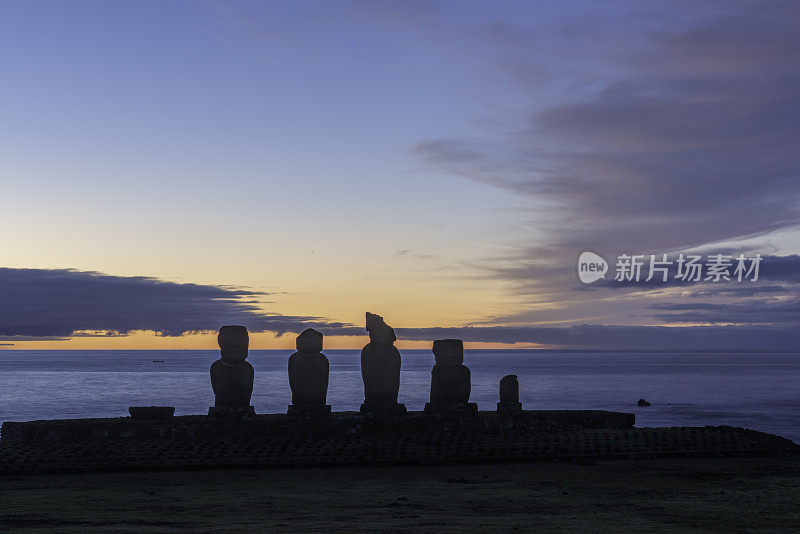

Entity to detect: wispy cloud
[416,4,800,258]
[392,324,800,351]
[394,249,440,261]
[648,298,800,325]
[411,2,800,335]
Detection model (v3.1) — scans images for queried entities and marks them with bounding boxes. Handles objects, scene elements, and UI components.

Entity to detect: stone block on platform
[128,406,175,420]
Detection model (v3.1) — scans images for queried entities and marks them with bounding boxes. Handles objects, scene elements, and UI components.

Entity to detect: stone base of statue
[287,404,332,418]
[424,402,478,416]
[497,402,523,415]
[207,406,256,420]
[359,403,407,417]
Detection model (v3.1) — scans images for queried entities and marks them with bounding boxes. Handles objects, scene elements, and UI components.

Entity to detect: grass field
[1,457,799,532]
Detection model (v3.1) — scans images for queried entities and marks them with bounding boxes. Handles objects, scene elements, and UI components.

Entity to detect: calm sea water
[0,350,797,443]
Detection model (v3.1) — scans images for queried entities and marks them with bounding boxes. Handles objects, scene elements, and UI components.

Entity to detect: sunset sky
[2,0,799,350]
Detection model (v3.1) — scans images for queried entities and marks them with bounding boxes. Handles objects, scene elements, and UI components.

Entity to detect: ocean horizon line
[1,348,799,354]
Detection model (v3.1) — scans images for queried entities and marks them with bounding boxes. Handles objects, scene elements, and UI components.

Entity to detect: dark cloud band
[0,268,356,339]
[2,267,799,351]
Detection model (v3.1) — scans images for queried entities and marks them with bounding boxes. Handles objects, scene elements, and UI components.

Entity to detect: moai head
[499,374,519,404]
[296,328,323,354]
[366,312,396,344]
[432,339,463,366]
[218,325,249,361]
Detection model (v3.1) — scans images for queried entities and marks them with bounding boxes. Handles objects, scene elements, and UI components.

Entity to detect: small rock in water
[637,398,651,407]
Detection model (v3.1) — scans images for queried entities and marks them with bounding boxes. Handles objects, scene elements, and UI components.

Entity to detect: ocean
[0,350,797,443]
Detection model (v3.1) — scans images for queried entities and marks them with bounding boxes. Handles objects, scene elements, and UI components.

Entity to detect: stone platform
[0,410,635,444]
[0,411,796,475]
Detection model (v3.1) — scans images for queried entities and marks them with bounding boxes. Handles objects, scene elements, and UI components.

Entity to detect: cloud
[392,324,800,351]
[648,297,800,325]
[754,254,800,283]
[0,268,358,339]
[4,266,799,350]
[411,3,800,331]
[685,285,788,298]
[418,2,800,250]
[394,249,440,261]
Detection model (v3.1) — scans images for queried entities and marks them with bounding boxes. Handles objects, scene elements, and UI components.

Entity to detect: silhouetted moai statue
[497,374,523,414]
[360,312,406,415]
[424,339,477,415]
[288,328,331,417]
[209,325,255,418]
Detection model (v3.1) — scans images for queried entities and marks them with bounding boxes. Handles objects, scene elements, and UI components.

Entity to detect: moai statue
[360,312,406,415]
[288,328,331,417]
[497,374,523,414]
[424,339,477,415]
[209,325,255,418]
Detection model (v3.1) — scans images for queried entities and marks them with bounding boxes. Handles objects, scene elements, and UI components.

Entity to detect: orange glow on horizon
[0,330,547,351]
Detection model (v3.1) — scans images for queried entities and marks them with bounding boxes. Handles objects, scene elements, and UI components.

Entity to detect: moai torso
[497,374,522,414]
[288,328,329,406]
[361,312,402,410]
[429,339,471,405]
[499,375,519,404]
[210,325,254,408]
[361,341,401,407]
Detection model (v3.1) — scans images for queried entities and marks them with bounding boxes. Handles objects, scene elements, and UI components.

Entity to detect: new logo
[578,252,608,284]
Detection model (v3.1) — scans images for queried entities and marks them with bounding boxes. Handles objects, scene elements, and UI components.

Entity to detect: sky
[1,0,799,350]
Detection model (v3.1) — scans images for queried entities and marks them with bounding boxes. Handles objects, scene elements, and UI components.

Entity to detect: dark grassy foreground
[1,457,799,533]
